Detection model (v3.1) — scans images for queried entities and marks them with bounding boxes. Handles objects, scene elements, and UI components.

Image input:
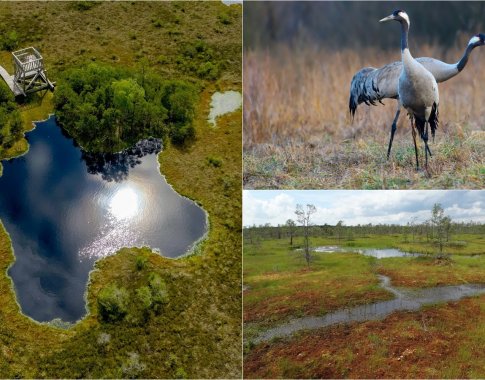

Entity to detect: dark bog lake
[0,116,207,323]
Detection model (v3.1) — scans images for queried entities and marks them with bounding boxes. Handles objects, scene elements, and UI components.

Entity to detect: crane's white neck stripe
[399,11,410,26]
[469,36,480,45]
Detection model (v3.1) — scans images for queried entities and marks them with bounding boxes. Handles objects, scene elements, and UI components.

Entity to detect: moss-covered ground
[244,236,485,378]
[0,2,241,378]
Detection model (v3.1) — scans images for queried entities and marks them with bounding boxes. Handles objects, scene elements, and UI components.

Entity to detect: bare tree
[430,203,452,257]
[295,204,317,266]
[410,216,418,242]
[286,219,296,246]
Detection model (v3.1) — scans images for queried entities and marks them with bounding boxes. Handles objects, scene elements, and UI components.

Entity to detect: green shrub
[148,273,169,313]
[135,256,148,270]
[175,367,188,379]
[72,1,98,11]
[97,284,129,322]
[1,30,19,51]
[170,124,195,145]
[197,61,219,80]
[207,156,222,168]
[136,286,152,310]
[218,12,232,25]
[177,41,225,80]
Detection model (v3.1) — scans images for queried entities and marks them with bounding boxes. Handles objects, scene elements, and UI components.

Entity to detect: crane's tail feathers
[414,117,426,141]
[429,102,439,141]
[349,67,380,119]
[414,103,439,143]
[349,94,357,121]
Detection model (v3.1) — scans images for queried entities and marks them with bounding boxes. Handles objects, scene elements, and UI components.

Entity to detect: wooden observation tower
[0,47,55,97]
[13,47,55,95]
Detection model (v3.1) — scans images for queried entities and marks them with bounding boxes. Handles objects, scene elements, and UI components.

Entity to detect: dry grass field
[244,40,485,189]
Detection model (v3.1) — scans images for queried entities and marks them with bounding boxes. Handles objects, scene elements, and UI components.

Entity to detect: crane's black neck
[457,44,475,72]
[400,20,409,52]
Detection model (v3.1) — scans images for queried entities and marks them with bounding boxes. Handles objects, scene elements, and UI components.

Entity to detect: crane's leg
[424,122,430,169]
[411,120,419,170]
[387,103,401,159]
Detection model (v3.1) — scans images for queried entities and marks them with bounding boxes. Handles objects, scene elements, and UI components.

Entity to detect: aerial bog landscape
[0,2,241,378]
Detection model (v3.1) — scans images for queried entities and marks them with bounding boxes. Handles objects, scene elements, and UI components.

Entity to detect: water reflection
[0,116,207,322]
[208,90,242,126]
[255,275,485,343]
[109,187,140,219]
[313,246,422,258]
[81,138,162,182]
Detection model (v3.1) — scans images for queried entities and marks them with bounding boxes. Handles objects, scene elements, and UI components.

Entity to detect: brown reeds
[244,37,485,189]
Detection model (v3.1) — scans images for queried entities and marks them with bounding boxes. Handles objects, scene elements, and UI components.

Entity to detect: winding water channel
[0,116,207,323]
[253,275,485,343]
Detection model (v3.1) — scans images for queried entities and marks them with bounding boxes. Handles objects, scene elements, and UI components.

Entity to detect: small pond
[208,90,242,126]
[313,246,422,259]
[0,116,207,323]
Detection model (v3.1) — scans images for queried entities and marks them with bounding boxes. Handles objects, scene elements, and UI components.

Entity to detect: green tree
[54,64,199,152]
[112,78,146,136]
[430,203,451,257]
[336,220,344,242]
[285,219,296,245]
[97,284,129,322]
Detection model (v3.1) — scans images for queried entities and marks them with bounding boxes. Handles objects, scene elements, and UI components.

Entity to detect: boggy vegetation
[0,1,241,378]
[0,82,22,160]
[54,63,198,153]
[244,231,485,378]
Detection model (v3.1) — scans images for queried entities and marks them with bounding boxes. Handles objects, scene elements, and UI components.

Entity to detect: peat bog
[0,116,207,322]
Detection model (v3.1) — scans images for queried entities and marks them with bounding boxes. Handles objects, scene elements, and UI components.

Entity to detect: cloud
[243,190,485,226]
[243,191,296,226]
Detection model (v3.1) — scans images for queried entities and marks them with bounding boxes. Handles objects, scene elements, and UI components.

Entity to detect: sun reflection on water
[109,187,140,219]
[80,186,145,260]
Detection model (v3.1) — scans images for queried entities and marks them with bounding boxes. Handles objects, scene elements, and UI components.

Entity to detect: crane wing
[349,62,401,118]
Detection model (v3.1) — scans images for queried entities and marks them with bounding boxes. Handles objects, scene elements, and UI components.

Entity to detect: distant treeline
[244,221,485,243]
[244,2,485,50]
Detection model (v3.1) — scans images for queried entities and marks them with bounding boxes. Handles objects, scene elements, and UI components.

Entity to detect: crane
[379,10,439,170]
[349,30,484,160]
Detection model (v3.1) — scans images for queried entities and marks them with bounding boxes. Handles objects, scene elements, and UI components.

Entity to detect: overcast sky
[243,190,485,227]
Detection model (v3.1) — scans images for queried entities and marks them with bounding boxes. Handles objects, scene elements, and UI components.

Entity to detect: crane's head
[379,10,410,26]
[468,33,485,48]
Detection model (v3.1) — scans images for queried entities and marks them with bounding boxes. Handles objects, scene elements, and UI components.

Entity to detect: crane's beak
[379,15,394,23]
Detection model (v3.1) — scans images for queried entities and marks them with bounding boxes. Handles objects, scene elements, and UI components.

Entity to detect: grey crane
[379,10,439,170]
[349,27,485,160]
